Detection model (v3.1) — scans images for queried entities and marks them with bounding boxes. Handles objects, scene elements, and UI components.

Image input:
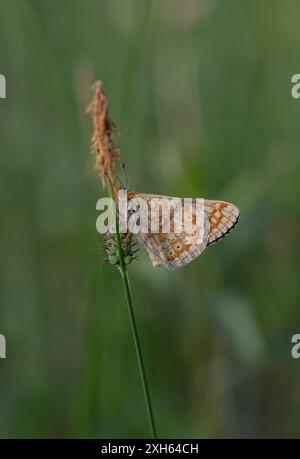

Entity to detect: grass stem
[115,211,157,439]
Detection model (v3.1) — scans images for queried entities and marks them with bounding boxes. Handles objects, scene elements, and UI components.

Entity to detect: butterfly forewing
[204,200,239,246]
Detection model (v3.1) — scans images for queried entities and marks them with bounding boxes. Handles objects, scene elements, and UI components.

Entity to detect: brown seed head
[86,81,121,197]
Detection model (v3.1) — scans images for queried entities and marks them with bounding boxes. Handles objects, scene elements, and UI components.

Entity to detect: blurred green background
[1,0,300,438]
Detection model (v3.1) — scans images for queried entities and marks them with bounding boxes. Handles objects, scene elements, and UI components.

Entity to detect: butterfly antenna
[114,163,128,191]
[111,175,119,194]
[121,162,128,189]
[115,175,124,190]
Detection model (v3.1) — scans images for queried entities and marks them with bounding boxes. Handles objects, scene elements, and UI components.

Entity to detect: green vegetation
[0,0,300,438]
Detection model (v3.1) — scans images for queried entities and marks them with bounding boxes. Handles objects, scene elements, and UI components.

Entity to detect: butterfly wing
[133,194,210,269]
[204,199,239,246]
[131,193,239,269]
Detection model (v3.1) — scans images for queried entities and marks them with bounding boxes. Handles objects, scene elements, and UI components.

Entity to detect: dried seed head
[86,81,121,196]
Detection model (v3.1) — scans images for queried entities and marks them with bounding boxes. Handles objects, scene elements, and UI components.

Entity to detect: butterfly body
[126,191,239,269]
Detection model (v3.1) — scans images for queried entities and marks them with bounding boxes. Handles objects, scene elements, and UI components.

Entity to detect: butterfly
[126,192,239,269]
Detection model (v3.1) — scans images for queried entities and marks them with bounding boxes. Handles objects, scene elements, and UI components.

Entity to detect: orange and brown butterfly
[126,191,239,269]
